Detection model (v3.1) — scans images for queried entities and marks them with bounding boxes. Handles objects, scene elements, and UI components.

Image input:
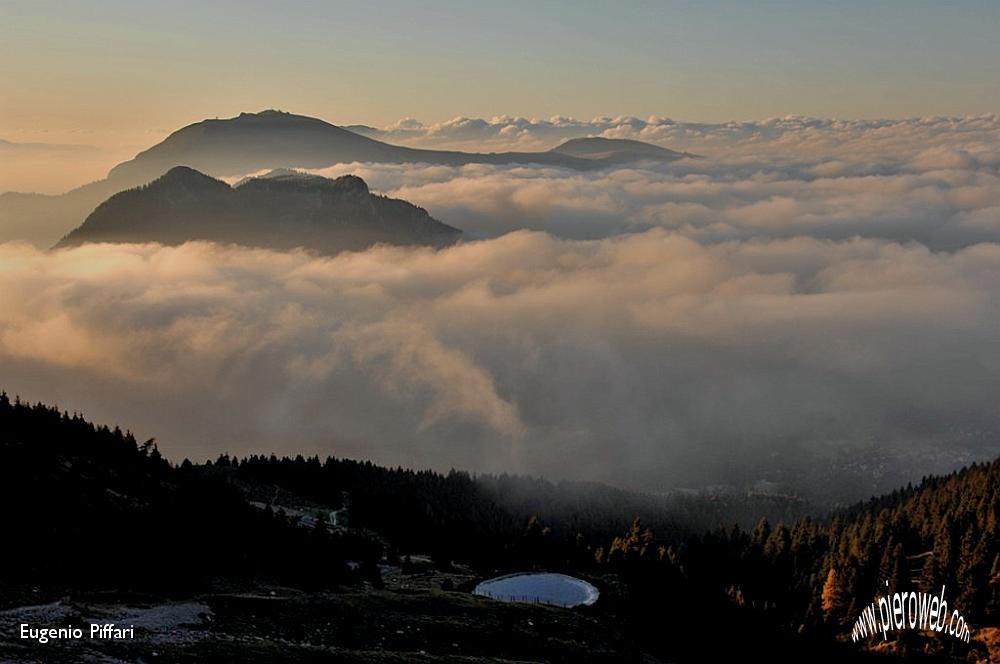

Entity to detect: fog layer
[1,230,998,499]
[4,116,1000,499]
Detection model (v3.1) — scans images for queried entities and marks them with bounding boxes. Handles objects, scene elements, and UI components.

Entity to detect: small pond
[473,572,599,608]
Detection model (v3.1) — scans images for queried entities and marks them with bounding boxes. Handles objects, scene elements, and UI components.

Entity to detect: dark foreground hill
[1,394,996,661]
[55,167,461,254]
[1,110,694,248]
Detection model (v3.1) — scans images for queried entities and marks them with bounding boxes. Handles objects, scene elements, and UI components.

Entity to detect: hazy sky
[3,0,999,149]
[2,2,1000,497]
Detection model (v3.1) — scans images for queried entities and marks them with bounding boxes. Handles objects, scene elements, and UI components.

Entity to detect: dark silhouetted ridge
[55,168,461,254]
[2,110,694,248]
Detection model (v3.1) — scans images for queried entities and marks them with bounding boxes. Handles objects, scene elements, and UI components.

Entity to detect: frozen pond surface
[473,572,599,607]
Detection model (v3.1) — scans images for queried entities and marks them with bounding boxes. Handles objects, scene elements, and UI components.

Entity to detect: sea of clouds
[3,116,1000,499]
[353,113,1000,161]
[293,114,1000,249]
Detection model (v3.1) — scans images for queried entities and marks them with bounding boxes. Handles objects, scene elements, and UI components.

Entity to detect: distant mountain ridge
[550,136,698,163]
[56,167,461,254]
[1,110,695,248]
[108,110,692,184]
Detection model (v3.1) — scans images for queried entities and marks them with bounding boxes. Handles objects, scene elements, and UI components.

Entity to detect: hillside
[55,167,461,254]
[1,394,996,661]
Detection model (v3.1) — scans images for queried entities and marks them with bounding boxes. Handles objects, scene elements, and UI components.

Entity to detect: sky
[2,0,999,152]
[2,1,1000,497]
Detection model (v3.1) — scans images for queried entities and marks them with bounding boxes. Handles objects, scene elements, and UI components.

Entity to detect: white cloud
[5,115,1000,499]
[356,114,1000,163]
[249,131,1000,250]
[1,232,999,499]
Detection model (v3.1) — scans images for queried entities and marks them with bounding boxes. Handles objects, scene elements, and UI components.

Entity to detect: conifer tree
[821,567,846,623]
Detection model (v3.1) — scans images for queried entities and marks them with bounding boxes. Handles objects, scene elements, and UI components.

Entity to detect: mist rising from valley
[2,112,1000,504]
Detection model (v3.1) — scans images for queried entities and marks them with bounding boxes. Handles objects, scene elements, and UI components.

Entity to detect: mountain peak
[56,167,460,254]
[236,170,370,196]
[146,166,233,196]
[549,136,694,161]
[158,164,226,183]
[163,164,201,176]
[330,174,368,194]
[239,109,288,118]
[233,109,310,123]
[105,112,694,186]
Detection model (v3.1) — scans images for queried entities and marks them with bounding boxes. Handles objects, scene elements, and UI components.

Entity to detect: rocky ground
[0,568,646,664]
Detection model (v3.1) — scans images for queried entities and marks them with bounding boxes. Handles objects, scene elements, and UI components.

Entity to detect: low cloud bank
[2,233,998,498]
[246,115,1000,251]
[4,116,1000,499]
[355,114,1000,161]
